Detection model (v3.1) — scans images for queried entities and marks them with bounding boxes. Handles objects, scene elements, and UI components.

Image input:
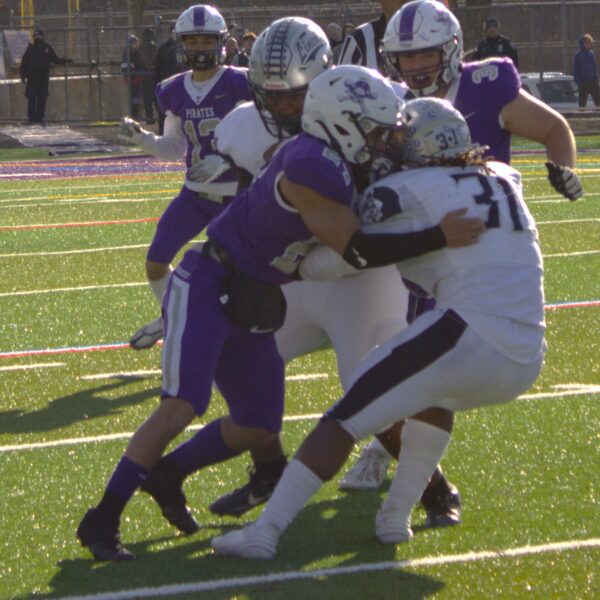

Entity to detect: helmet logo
[337,80,377,113]
[296,34,322,65]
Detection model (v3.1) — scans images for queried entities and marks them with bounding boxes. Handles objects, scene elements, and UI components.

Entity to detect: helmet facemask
[251,85,308,139]
[177,33,225,71]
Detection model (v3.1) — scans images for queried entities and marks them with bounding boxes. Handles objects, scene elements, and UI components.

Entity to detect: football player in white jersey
[119,5,252,351]
[341,0,582,502]
[211,97,546,559]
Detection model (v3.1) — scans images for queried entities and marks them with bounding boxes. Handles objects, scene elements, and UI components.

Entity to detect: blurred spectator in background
[139,28,157,124]
[473,17,519,68]
[573,34,600,111]
[121,34,144,119]
[343,23,355,38]
[224,36,240,66]
[154,22,184,134]
[326,22,343,50]
[19,28,73,125]
[233,31,257,68]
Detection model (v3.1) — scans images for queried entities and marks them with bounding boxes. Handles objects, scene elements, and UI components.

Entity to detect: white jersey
[215,101,280,176]
[358,161,545,364]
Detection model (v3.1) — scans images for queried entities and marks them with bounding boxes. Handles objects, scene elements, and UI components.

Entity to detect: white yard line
[0,244,148,258]
[1,384,597,454]
[0,281,146,298]
[59,538,600,600]
[0,362,64,372]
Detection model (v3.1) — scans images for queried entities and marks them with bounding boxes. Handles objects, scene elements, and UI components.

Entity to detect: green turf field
[0,141,598,599]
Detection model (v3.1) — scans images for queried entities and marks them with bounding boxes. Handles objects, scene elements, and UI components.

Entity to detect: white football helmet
[175,5,228,70]
[302,65,402,166]
[382,0,463,95]
[399,97,472,166]
[249,17,332,137]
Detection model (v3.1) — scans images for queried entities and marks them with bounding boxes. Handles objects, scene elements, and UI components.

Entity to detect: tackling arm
[279,177,485,271]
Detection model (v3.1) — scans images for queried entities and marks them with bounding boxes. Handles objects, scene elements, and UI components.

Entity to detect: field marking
[1,197,171,210]
[0,281,146,298]
[537,217,600,225]
[544,249,600,258]
[0,361,64,372]
[0,217,159,231]
[79,370,329,382]
[0,299,598,359]
[0,244,148,259]
[1,245,597,260]
[1,384,597,454]
[58,538,600,600]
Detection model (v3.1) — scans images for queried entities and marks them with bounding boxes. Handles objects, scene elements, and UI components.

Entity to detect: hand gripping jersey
[156,67,252,196]
[207,133,354,285]
[358,161,545,364]
[445,58,521,164]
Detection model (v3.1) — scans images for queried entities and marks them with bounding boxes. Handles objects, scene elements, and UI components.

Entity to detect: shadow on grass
[37,490,444,599]
[0,377,160,435]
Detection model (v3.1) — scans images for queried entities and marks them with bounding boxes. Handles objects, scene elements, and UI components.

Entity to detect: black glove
[545,161,583,201]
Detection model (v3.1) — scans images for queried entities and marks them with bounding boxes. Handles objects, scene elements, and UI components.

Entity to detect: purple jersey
[207,133,354,284]
[156,68,251,185]
[451,58,521,163]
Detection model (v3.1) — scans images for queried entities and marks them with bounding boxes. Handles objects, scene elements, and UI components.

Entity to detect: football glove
[188,155,227,183]
[119,116,147,144]
[545,161,583,201]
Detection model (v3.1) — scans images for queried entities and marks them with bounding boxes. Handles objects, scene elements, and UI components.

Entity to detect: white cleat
[375,508,413,544]
[211,523,279,560]
[129,317,163,350]
[339,445,391,490]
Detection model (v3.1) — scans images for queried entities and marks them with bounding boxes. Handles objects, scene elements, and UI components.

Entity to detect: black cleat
[141,459,200,534]
[421,478,462,528]
[76,508,135,561]
[210,459,286,518]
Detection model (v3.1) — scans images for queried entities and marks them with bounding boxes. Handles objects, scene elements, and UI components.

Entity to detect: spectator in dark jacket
[19,28,72,125]
[139,28,157,123]
[573,34,600,110]
[473,17,519,68]
[154,23,184,134]
[121,34,144,119]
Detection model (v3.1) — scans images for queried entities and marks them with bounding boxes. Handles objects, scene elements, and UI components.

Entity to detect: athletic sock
[256,459,323,533]
[164,418,240,476]
[97,456,148,522]
[381,420,451,523]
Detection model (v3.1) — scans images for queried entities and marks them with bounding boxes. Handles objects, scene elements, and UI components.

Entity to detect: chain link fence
[1,2,599,123]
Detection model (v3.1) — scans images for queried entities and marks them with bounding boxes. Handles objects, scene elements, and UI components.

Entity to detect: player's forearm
[342,227,446,270]
[543,118,577,168]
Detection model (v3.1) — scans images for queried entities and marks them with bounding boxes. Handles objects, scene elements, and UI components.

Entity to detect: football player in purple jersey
[340,0,582,518]
[119,4,252,352]
[76,65,484,561]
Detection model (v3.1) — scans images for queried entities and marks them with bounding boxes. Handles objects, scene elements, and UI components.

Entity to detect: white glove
[188,155,228,183]
[119,116,147,145]
[299,244,359,281]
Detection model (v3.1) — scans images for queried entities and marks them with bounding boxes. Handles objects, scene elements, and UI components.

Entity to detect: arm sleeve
[138,113,187,161]
[342,226,446,269]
